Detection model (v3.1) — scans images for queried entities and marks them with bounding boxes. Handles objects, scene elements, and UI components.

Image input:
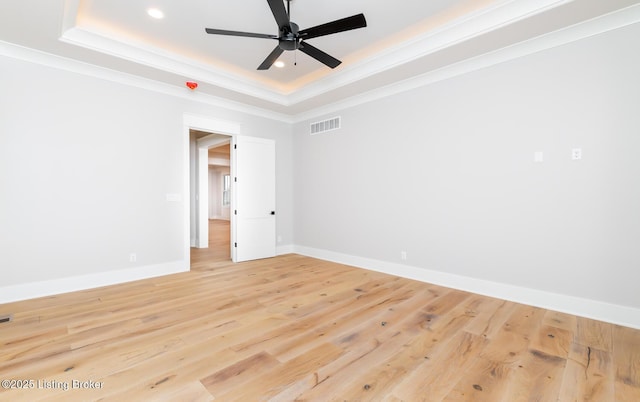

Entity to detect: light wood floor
[1,221,639,401]
[190,219,232,268]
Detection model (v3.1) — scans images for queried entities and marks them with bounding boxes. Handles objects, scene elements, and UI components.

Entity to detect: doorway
[183,114,277,269]
[189,129,232,265]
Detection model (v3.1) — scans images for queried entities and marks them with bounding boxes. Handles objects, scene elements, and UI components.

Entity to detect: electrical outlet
[572,148,582,160]
[129,253,137,263]
[400,251,407,261]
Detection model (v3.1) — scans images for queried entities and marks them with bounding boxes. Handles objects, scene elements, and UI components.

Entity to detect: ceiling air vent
[310,116,341,135]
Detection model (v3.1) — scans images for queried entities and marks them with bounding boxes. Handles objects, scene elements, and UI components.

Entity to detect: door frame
[183,114,240,266]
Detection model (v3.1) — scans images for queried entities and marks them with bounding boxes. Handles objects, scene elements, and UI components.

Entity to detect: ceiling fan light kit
[205,0,366,70]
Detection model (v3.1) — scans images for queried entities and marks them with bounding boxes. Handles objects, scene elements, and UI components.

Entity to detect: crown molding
[0,40,294,123]
[289,0,572,105]
[293,2,640,122]
[60,27,291,106]
[60,0,289,105]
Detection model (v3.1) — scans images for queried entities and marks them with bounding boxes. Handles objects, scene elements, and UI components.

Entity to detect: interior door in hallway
[232,136,276,262]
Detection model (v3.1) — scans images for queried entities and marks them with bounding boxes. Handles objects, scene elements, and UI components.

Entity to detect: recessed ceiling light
[274,61,285,68]
[147,8,164,19]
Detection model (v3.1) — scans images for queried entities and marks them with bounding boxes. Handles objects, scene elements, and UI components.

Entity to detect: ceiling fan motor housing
[278,22,299,51]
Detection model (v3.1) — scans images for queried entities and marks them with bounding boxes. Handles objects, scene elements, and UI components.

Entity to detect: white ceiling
[1,0,639,117]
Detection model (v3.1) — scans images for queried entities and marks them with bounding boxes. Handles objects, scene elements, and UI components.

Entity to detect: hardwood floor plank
[542,309,578,332]
[84,344,242,400]
[443,357,512,402]
[200,351,280,395]
[267,278,427,363]
[390,330,487,401]
[464,298,517,339]
[215,342,344,400]
[613,324,640,401]
[153,381,214,402]
[575,316,613,352]
[283,286,435,399]
[291,328,414,400]
[528,324,572,359]
[386,292,489,377]
[558,342,614,401]
[477,304,545,364]
[501,347,566,401]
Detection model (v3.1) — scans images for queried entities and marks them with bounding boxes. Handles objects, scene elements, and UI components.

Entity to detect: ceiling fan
[205,0,367,70]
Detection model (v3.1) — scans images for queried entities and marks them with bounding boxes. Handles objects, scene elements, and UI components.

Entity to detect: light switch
[572,148,582,160]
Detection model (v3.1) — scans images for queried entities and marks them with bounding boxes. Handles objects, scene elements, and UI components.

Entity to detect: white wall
[0,52,293,300]
[293,23,640,323]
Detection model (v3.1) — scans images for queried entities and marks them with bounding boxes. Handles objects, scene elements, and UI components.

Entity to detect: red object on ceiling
[186,81,198,90]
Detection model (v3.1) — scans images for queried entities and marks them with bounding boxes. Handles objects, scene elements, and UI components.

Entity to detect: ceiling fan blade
[299,13,367,40]
[205,28,278,39]
[257,45,285,70]
[267,0,290,31]
[299,42,341,69]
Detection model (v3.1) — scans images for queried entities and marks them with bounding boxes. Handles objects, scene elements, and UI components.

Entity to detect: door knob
[270,211,275,215]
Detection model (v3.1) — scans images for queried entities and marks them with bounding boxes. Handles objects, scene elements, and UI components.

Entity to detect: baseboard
[293,245,640,330]
[209,216,230,221]
[0,261,188,304]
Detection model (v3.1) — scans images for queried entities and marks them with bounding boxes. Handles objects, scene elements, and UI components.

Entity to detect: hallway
[190,219,230,270]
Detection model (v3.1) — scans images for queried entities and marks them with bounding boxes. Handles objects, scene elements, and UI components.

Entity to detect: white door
[232,136,276,262]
